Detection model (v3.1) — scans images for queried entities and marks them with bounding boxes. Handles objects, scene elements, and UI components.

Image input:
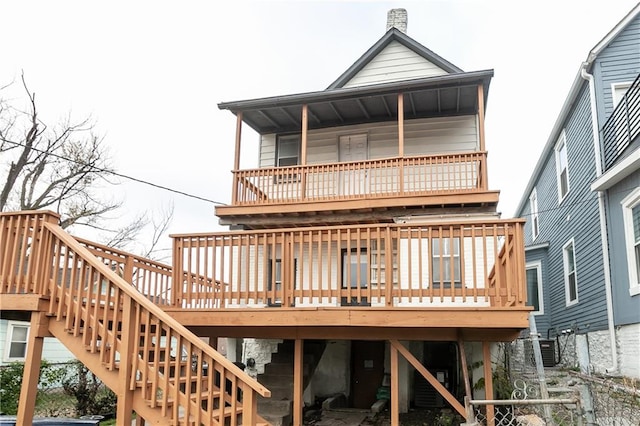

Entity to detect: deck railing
[0,211,270,425]
[171,219,525,309]
[232,151,487,205]
[602,73,640,170]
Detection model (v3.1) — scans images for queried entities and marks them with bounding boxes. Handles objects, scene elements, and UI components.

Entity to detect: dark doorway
[414,341,460,408]
[351,340,385,408]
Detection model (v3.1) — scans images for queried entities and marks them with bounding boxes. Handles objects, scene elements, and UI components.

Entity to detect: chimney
[386,8,407,33]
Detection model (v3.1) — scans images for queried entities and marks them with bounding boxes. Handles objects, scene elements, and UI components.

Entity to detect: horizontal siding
[518,86,608,332]
[343,41,448,88]
[604,169,640,325]
[594,14,640,128]
[259,115,478,167]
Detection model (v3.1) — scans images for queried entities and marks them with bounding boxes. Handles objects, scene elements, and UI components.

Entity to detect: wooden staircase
[0,211,271,425]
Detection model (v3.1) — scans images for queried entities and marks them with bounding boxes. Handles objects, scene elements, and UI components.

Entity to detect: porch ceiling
[218,70,493,134]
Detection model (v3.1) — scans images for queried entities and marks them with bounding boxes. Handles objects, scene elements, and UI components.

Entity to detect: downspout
[580,63,618,373]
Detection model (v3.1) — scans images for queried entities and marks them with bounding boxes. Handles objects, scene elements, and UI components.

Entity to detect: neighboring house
[0,318,74,366]
[515,4,640,379]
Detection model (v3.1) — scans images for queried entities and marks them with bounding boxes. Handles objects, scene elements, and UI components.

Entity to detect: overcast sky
[2,0,639,254]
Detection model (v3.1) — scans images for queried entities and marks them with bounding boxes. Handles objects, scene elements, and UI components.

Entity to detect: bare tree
[1,74,172,257]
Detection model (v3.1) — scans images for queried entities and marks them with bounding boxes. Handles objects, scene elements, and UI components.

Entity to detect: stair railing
[0,210,270,426]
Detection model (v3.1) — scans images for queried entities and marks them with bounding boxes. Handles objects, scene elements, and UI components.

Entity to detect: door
[351,340,385,408]
[339,134,368,196]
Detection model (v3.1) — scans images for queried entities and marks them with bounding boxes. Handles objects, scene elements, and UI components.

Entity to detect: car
[0,416,100,425]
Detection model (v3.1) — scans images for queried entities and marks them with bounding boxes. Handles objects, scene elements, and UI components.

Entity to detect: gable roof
[327,27,464,90]
[514,3,640,217]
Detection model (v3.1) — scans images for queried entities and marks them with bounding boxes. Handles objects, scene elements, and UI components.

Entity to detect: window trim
[562,238,579,306]
[611,82,632,107]
[529,188,539,240]
[431,237,462,288]
[555,130,570,203]
[275,134,301,167]
[525,261,544,315]
[4,321,30,362]
[621,187,640,296]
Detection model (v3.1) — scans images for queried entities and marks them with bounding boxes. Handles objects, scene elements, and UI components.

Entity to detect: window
[341,248,369,306]
[529,189,539,240]
[432,238,461,287]
[555,131,569,202]
[276,134,300,167]
[622,188,640,296]
[267,258,297,306]
[525,261,543,314]
[4,321,29,361]
[563,239,578,305]
[612,82,632,107]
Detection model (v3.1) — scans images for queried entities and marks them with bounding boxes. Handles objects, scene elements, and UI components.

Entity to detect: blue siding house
[515,4,640,379]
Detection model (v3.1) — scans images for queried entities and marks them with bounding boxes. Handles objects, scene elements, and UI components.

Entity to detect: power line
[2,139,227,206]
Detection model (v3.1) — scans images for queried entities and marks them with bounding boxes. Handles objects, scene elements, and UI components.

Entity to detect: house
[514,4,640,379]
[0,9,530,426]
[0,317,74,367]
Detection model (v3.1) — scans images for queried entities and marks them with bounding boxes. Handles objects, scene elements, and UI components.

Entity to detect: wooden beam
[301,104,308,165]
[397,93,404,157]
[391,340,466,417]
[234,112,243,171]
[477,84,488,189]
[483,341,495,426]
[390,342,399,426]
[116,294,135,425]
[0,294,43,311]
[457,336,475,423]
[17,311,46,426]
[293,339,304,426]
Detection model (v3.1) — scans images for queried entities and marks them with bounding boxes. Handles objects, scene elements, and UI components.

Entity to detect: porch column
[482,341,495,426]
[300,104,308,198]
[293,339,304,426]
[232,111,243,204]
[397,93,405,194]
[116,291,136,425]
[477,85,488,189]
[17,311,47,426]
[390,341,400,426]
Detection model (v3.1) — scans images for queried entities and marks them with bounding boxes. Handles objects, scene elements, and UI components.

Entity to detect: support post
[477,84,488,189]
[232,111,243,204]
[17,311,47,426]
[293,339,304,426]
[482,341,495,426]
[300,104,308,199]
[397,93,405,194]
[390,341,400,426]
[116,293,136,425]
[458,336,474,423]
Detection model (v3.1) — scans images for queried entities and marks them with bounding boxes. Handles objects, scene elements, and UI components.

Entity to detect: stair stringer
[47,319,168,424]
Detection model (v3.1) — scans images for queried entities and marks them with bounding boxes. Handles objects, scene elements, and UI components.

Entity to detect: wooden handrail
[1,210,270,425]
[172,219,527,310]
[232,151,488,205]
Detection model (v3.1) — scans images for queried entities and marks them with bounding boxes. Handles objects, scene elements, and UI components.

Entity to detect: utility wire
[2,139,227,205]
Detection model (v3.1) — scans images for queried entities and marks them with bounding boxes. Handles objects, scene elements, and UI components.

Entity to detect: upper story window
[529,188,539,240]
[525,261,543,314]
[432,237,461,287]
[4,321,29,361]
[622,187,640,296]
[276,134,301,167]
[612,82,632,107]
[563,239,578,306]
[555,130,569,202]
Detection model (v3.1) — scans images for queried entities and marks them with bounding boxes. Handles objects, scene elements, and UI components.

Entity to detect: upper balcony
[601,73,640,171]
[217,71,498,229]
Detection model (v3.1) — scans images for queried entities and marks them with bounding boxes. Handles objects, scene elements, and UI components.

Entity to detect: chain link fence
[468,338,640,425]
